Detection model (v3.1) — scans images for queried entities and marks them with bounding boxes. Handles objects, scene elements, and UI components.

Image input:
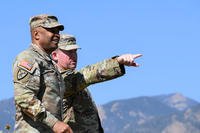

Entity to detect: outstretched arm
[63,53,142,97]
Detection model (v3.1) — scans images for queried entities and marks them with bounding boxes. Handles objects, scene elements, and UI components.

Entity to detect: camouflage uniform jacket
[61,58,125,133]
[13,44,65,133]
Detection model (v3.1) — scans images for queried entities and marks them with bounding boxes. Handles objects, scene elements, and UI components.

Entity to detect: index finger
[133,54,142,59]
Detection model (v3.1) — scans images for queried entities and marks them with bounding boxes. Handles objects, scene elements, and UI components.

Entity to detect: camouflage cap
[58,34,80,51]
[29,14,64,31]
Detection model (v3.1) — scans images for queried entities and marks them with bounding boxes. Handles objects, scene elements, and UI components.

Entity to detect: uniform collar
[60,68,74,75]
[31,43,52,62]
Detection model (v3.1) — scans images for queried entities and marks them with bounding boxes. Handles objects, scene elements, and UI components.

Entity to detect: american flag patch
[19,61,33,71]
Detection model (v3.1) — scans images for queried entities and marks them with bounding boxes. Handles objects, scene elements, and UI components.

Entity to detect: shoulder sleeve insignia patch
[17,69,28,80]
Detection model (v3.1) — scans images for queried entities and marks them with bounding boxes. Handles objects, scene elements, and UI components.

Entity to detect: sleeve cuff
[42,111,59,128]
[111,57,125,75]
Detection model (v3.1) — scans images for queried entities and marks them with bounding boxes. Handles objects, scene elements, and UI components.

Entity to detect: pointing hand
[116,54,142,67]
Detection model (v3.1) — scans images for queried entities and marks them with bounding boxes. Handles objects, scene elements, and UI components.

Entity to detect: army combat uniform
[13,44,65,132]
[61,57,125,133]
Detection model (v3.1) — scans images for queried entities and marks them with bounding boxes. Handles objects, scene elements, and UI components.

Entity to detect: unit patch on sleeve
[15,60,37,82]
[17,69,28,80]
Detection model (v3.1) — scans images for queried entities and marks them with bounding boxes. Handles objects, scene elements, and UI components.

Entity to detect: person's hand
[116,54,142,67]
[53,121,73,133]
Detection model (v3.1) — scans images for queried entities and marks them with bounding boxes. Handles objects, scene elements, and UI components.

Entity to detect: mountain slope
[99,93,200,133]
[154,93,199,111]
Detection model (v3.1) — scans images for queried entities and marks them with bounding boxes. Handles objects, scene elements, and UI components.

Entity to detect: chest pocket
[37,67,61,100]
[42,68,60,85]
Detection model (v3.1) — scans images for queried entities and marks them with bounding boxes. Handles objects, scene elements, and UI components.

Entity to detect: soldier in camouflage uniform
[51,34,142,133]
[13,15,73,133]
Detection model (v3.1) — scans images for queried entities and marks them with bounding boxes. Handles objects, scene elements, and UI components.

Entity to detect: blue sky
[0,0,200,104]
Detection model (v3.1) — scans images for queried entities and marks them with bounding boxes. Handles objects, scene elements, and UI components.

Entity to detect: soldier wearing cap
[13,14,73,133]
[52,34,142,133]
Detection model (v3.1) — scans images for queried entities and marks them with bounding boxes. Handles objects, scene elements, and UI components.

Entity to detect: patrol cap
[58,34,80,51]
[29,14,64,31]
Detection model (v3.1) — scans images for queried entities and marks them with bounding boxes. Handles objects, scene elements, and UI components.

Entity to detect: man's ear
[51,51,58,62]
[34,30,40,40]
[31,28,40,40]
